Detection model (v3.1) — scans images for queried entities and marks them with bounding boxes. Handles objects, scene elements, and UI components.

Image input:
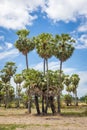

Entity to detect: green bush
[64,94,72,106]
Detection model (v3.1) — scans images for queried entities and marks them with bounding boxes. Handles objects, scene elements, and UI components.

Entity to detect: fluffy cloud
[0,46,3,50]
[5,42,13,49]
[77,71,87,97]
[0,48,19,60]
[44,0,87,22]
[31,61,60,71]
[32,61,76,73]
[0,35,4,41]
[75,34,87,49]
[0,0,87,29]
[0,0,45,29]
[78,23,87,32]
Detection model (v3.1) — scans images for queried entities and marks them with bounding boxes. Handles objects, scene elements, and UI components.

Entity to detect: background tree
[0,62,17,108]
[64,94,73,106]
[14,74,23,108]
[15,29,35,69]
[70,74,80,106]
[54,34,75,113]
[64,75,72,94]
[80,94,87,104]
[0,80,4,106]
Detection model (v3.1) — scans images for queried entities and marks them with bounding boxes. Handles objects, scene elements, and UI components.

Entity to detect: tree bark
[25,53,29,70]
[42,93,45,114]
[75,90,78,106]
[57,60,62,114]
[45,58,49,114]
[28,88,31,113]
[57,93,61,113]
[35,95,40,115]
[49,96,56,114]
[43,58,45,76]
[28,100,31,113]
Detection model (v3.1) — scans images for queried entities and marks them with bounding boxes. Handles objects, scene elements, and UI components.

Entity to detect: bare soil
[0,108,87,130]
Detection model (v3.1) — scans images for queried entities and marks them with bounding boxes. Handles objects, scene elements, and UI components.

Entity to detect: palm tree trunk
[18,84,21,108]
[45,58,49,114]
[42,58,46,114]
[50,96,56,114]
[28,86,31,113]
[5,84,9,108]
[5,88,8,108]
[28,100,31,113]
[57,60,62,114]
[42,92,45,114]
[75,90,78,106]
[57,93,61,113]
[35,95,40,115]
[25,53,29,69]
[43,58,46,76]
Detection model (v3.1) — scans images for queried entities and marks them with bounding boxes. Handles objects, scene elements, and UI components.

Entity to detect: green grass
[61,106,87,117]
[0,124,50,130]
[0,124,26,130]
[0,104,87,117]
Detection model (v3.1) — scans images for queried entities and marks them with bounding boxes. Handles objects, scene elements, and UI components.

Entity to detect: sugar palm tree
[14,74,23,107]
[15,29,35,69]
[34,33,54,114]
[0,80,4,105]
[0,62,17,108]
[54,34,75,113]
[64,75,72,94]
[23,69,41,114]
[70,74,80,106]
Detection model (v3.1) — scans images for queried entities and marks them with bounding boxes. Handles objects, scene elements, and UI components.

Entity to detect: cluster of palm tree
[0,29,80,115]
[64,74,80,106]
[0,62,17,108]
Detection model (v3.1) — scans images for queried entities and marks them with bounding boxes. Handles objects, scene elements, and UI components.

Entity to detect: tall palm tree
[54,34,75,113]
[70,74,80,106]
[34,33,54,114]
[15,29,35,69]
[14,74,23,107]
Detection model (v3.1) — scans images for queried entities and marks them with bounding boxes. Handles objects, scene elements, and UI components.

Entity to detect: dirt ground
[0,108,87,130]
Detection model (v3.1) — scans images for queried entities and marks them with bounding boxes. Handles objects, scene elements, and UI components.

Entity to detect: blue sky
[0,0,87,97]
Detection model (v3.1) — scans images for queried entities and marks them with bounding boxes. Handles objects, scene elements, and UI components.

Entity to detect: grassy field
[0,105,87,130]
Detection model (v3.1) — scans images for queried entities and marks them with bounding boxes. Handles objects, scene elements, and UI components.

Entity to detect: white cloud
[78,23,87,32]
[32,61,76,74]
[75,34,87,49]
[5,42,13,49]
[63,68,76,74]
[0,0,87,29]
[44,0,87,22]
[0,48,19,60]
[32,61,60,71]
[0,35,4,41]
[0,0,45,29]
[0,46,3,50]
[77,71,87,97]
[32,62,43,71]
